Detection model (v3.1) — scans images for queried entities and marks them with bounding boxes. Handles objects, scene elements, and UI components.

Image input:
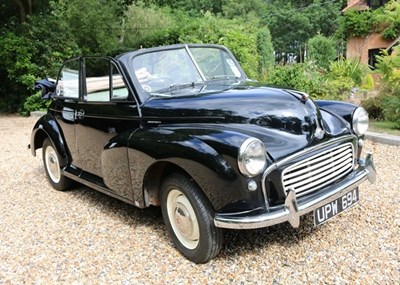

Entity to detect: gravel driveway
[0,115,399,284]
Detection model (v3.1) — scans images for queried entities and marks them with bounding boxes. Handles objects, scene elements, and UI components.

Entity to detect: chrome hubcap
[45,146,61,183]
[167,189,199,249]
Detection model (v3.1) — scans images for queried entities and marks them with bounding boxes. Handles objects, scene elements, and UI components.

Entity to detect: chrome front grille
[282,143,355,197]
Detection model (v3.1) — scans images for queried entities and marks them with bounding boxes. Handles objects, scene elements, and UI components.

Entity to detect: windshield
[131,46,244,95]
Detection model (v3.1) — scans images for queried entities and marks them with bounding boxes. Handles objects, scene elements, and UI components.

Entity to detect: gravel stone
[0,115,399,284]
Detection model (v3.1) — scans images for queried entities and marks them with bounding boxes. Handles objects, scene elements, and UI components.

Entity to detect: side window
[85,58,128,102]
[57,59,80,98]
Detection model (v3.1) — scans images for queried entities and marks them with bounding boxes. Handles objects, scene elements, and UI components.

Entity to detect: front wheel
[161,173,223,263]
[42,138,73,191]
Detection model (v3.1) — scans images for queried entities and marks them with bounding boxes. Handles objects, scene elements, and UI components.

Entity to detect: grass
[369,121,400,136]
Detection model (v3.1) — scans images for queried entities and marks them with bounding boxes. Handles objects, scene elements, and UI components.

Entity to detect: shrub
[376,46,400,96]
[361,96,384,120]
[382,96,400,129]
[266,62,345,100]
[328,58,370,86]
[20,92,51,116]
[362,95,400,129]
[0,32,37,112]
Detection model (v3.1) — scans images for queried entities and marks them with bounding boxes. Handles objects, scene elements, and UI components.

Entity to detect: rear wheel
[42,138,73,191]
[161,173,223,263]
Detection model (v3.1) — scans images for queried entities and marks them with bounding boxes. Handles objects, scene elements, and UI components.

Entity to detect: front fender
[30,113,70,167]
[316,100,358,126]
[129,127,266,211]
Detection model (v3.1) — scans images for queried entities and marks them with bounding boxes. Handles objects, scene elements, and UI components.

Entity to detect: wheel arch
[141,155,239,212]
[143,161,190,207]
[30,114,70,167]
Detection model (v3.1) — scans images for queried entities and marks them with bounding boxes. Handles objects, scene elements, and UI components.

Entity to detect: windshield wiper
[151,81,205,94]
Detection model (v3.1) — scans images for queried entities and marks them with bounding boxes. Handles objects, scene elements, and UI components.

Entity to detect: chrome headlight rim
[238,137,267,177]
[352,107,369,136]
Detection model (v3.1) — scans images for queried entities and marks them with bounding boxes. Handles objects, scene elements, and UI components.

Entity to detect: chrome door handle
[76,109,85,119]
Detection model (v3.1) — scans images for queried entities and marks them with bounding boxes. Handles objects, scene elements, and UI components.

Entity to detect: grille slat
[283,150,352,181]
[282,143,354,197]
[284,147,351,174]
[285,159,353,190]
[284,157,353,186]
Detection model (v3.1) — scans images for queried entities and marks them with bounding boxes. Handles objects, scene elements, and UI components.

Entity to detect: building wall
[346,33,392,64]
[343,0,369,12]
[347,0,362,7]
[343,0,393,64]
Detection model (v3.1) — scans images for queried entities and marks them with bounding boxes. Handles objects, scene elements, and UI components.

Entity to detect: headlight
[238,138,267,177]
[352,107,369,136]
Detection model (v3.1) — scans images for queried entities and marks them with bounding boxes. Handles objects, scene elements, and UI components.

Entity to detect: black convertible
[30,44,376,263]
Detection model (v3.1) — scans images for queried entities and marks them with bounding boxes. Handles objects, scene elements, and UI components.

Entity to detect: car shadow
[65,185,321,260]
[66,185,165,228]
[217,214,321,260]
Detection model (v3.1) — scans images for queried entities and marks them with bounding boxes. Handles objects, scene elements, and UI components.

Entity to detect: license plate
[314,188,359,226]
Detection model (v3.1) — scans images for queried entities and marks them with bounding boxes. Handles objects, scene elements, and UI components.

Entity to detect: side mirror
[34,77,56,99]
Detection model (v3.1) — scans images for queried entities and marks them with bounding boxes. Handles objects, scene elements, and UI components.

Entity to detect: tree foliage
[376,46,400,96]
[176,13,260,78]
[256,28,275,78]
[122,2,177,49]
[307,34,337,69]
[54,0,122,55]
[0,9,80,112]
[339,0,400,40]
[375,0,400,39]
[1,0,381,114]
[263,0,343,61]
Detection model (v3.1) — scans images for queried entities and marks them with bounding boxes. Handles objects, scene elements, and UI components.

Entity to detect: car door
[74,57,141,200]
[52,58,81,160]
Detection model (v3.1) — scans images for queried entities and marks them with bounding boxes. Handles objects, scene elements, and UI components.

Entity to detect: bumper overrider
[214,153,376,229]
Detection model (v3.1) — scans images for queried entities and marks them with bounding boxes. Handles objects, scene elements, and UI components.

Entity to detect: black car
[30,44,376,263]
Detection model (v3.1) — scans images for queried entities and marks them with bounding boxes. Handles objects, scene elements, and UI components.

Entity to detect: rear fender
[30,113,70,167]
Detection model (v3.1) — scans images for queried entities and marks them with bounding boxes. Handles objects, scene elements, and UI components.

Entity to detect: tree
[10,0,51,23]
[150,0,223,15]
[263,0,343,62]
[256,28,274,78]
[13,0,32,23]
[122,2,177,49]
[176,12,260,79]
[0,15,79,112]
[307,34,337,69]
[221,0,267,20]
[54,0,122,55]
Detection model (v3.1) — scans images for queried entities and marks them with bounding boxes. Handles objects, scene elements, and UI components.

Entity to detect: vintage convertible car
[30,44,376,263]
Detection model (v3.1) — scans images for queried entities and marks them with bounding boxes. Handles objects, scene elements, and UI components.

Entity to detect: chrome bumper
[214,153,376,229]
